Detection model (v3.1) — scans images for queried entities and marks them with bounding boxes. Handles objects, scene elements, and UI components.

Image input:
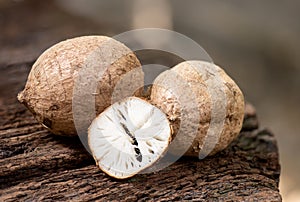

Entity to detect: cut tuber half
[88,97,171,179]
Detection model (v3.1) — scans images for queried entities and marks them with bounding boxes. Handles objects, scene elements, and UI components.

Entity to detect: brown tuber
[150,61,245,157]
[18,36,143,136]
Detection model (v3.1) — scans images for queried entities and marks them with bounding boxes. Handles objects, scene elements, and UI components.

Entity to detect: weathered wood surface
[0,1,281,201]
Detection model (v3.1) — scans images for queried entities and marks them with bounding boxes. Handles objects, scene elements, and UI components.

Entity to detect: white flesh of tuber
[88,97,171,179]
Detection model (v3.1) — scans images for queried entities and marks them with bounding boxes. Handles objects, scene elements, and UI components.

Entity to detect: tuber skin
[150,61,245,157]
[18,36,143,136]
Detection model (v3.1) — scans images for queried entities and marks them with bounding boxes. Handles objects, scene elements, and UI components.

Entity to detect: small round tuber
[150,60,245,157]
[18,36,143,136]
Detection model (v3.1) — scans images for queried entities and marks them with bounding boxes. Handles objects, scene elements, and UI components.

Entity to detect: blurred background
[0,0,299,200]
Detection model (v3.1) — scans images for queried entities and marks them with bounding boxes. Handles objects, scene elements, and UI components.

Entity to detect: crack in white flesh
[88,97,171,179]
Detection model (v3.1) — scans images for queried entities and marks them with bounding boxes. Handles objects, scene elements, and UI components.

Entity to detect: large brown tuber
[18,36,143,136]
[150,61,244,157]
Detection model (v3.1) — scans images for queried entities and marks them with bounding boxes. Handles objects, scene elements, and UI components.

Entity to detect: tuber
[18,36,143,136]
[88,97,171,179]
[150,60,245,157]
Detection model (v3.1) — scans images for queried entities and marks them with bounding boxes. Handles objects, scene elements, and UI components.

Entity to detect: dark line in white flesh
[120,122,142,162]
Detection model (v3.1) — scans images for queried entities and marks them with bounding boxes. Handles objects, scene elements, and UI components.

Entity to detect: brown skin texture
[151,61,245,157]
[18,36,142,136]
